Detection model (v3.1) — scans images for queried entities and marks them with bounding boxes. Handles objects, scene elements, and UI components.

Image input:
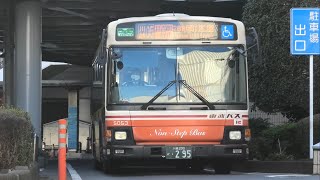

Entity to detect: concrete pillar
[3,0,15,106]
[79,87,91,123]
[68,89,79,151]
[15,0,42,136]
[79,98,91,122]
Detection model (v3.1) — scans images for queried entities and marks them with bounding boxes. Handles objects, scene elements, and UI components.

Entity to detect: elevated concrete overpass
[1,0,245,65]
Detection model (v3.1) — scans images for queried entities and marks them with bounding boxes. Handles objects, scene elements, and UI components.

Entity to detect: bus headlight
[115,131,127,140]
[229,131,241,140]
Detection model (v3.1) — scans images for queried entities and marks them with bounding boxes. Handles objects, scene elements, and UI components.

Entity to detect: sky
[0,61,68,81]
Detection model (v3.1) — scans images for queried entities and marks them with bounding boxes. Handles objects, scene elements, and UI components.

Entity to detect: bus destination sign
[116,21,237,41]
[135,21,217,40]
[117,28,134,37]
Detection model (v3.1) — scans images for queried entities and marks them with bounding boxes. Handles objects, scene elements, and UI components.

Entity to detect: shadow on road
[69,159,220,177]
[107,167,215,177]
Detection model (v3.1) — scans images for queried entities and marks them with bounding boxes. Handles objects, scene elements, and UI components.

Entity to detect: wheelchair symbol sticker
[221,25,234,39]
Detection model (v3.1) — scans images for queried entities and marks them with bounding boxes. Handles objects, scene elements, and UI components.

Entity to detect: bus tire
[214,164,231,174]
[176,163,203,173]
[102,160,118,174]
[190,163,203,173]
[94,159,101,170]
[176,164,189,172]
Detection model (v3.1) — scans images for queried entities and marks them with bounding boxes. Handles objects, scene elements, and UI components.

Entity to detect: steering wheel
[122,81,146,86]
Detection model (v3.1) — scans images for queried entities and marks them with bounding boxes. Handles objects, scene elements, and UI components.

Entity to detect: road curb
[0,162,39,180]
[232,160,313,174]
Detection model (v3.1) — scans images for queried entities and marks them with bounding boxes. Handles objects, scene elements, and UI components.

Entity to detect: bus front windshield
[109,46,247,105]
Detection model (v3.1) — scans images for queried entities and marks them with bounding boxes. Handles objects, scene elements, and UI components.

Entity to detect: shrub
[267,152,294,161]
[298,114,320,144]
[248,115,320,160]
[262,123,304,160]
[248,118,272,160]
[249,117,271,137]
[0,107,34,169]
[294,114,320,159]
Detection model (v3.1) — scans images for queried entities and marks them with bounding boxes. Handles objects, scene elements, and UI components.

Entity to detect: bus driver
[122,69,146,86]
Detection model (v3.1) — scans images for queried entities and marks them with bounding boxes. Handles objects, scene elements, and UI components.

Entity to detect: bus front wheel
[94,159,101,170]
[102,160,119,174]
[214,163,231,174]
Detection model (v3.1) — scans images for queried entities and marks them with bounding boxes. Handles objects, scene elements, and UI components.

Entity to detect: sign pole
[291,8,319,159]
[310,55,314,159]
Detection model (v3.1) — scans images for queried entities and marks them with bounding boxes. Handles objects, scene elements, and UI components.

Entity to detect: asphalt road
[49,160,319,180]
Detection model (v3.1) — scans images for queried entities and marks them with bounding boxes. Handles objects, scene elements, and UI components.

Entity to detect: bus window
[110,46,246,104]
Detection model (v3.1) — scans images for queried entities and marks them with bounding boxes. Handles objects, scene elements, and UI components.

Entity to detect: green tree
[242,0,320,121]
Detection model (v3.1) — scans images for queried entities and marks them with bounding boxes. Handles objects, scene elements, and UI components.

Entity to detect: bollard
[58,119,67,180]
[79,142,82,153]
[51,144,55,158]
[86,137,90,153]
[33,133,39,162]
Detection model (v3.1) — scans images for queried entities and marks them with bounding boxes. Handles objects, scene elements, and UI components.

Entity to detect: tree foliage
[242,0,320,120]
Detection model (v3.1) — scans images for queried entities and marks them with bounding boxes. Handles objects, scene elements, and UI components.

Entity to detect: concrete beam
[42,18,96,26]
[43,6,92,20]
[43,10,150,18]
[43,0,161,11]
[44,32,98,37]
[42,54,91,66]
[42,25,101,31]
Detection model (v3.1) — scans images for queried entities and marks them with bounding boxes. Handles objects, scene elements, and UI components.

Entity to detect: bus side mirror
[246,27,261,64]
[110,52,122,60]
[116,61,124,70]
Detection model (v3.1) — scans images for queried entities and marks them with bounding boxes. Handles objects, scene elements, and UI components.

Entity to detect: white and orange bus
[91,13,257,174]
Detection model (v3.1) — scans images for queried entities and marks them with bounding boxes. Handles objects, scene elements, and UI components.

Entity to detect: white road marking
[203,168,214,172]
[244,172,261,174]
[67,163,83,180]
[265,174,311,178]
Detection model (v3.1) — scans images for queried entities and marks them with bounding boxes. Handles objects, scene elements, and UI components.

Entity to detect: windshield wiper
[179,80,215,110]
[141,80,176,110]
[141,80,215,110]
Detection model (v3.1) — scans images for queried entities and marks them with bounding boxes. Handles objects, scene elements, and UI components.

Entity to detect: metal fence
[249,107,289,125]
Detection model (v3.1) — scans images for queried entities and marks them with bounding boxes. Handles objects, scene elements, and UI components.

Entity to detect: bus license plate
[165,146,192,159]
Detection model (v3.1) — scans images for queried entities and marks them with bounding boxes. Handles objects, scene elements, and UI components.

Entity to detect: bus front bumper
[104,144,248,160]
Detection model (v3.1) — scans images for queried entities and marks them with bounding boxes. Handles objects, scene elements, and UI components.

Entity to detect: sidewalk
[39,152,93,179]
[232,160,313,174]
[39,160,72,180]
